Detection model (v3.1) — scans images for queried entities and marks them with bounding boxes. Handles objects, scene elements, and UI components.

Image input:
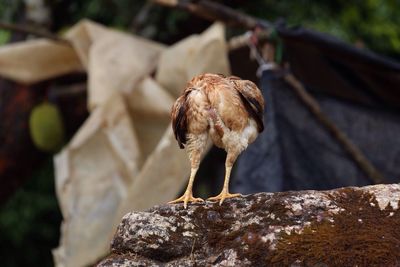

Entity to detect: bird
[169,73,264,208]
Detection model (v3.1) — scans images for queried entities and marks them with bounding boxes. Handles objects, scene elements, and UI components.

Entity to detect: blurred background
[1,0,400,266]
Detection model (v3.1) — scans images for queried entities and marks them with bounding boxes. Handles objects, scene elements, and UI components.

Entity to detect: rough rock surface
[98,184,400,266]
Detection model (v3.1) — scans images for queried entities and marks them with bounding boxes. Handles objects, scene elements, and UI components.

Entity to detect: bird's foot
[207,191,242,205]
[168,192,204,209]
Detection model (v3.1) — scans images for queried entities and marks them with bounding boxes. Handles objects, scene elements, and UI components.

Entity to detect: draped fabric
[233,69,400,193]
[233,26,400,193]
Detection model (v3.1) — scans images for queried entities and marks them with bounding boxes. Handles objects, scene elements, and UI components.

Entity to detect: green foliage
[2,0,399,56]
[308,0,400,55]
[0,0,19,44]
[0,0,21,22]
[240,0,400,57]
[48,0,191,43]
[0,160,62,267]
[0,30,10,45]
[69,0,144,27]
[48,0,147,30]
[29,102,65,152]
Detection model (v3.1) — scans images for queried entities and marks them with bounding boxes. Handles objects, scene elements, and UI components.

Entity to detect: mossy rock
[100,184,400,267]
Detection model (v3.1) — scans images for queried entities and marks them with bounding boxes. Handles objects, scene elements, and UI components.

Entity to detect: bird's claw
[207,191,242,205]
[168,192,204,209]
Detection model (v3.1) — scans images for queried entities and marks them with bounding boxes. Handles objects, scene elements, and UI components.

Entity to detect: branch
[283,73,386,184]
[0,21,71,46]
[152,0,270,29]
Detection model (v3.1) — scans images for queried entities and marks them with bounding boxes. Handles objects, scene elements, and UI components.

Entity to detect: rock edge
[98,184,400,266]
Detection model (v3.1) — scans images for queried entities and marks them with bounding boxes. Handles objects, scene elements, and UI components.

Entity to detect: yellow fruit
[29,102,65,152]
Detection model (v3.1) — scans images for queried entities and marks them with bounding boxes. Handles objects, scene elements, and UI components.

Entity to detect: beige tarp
[65,20,165,110]
[0,20,230,267]
[0,39,83,83]
[156,22,231,97]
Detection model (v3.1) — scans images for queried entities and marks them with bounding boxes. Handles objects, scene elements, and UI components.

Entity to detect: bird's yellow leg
[168,167,204,208]
[208,165,242,205]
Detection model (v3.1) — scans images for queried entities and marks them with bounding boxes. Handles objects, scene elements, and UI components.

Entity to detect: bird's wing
[171,89,191,149]
[229,77,265,132]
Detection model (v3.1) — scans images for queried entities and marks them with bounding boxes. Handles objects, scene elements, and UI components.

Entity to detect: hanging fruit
[29,102,65,152]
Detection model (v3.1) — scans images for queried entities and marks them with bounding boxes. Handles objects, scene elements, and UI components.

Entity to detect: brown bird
[169,73,264,208]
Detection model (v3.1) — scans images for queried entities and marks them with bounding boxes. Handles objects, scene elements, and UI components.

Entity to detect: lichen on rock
[99,184,400,266]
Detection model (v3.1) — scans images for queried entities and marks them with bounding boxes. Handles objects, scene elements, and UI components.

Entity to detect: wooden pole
[283,73,386,184]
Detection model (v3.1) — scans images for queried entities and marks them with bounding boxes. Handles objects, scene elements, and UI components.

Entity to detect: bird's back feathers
[171,73,265,149]
[230,79,265,132]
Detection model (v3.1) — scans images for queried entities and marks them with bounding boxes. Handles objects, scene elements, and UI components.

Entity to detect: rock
[98,184,400,266]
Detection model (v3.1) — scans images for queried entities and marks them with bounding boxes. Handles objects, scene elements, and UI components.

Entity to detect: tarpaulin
[233,71,400,193]
[233,26,400,193]
[278,26,400,111]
